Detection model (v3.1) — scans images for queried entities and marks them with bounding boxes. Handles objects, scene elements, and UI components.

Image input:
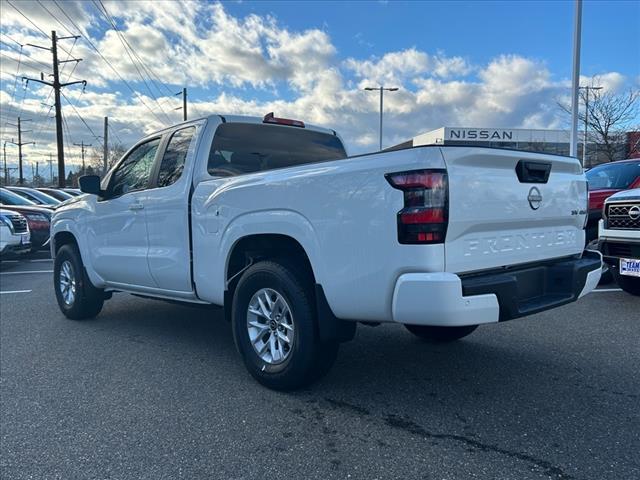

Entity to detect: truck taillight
[385,169,448,244]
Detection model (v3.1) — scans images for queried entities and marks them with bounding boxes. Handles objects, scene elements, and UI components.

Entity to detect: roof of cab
[149,114,337,138]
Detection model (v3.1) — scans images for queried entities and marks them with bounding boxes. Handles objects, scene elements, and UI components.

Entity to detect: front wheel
[54,244,104,320]
[613,270,640,296]
[231,260,338,391]
[404,324,478,342]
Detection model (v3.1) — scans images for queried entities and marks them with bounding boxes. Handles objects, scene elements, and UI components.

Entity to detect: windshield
[41,189,73,200]
[10,188,60,205]
[208,123,347,177]
[586,161,640,190]
[0,188,37,206]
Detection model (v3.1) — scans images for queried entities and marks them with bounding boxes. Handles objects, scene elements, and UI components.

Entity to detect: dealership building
[393,127,639,165]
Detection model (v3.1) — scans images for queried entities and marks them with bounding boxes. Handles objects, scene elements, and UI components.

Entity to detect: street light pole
[569,0,583,158]
[579,85,602,167]
[364,86,399,151]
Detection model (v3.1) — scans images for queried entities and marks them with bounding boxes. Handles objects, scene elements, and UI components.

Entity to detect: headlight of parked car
[0,214,14,231]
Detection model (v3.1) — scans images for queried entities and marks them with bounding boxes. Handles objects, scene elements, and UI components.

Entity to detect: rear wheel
[613,270,640,296]
[231,260,338,391]
[404,324,478,342]
[54,244,104,320]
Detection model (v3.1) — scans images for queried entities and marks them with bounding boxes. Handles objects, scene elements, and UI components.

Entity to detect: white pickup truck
[51,113,602,390]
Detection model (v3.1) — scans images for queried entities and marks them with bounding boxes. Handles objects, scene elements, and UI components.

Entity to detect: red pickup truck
[585,159,640,244]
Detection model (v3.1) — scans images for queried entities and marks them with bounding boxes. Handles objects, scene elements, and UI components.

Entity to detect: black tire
[613,269,640,296]
[231,260,338,391]
[404,324,478,342]
[54,244,104,320]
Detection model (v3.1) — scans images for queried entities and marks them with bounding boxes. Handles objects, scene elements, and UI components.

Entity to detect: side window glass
[110,138,160,197]
[157,127,196,188]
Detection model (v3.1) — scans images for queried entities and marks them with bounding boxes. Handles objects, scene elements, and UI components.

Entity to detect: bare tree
[89,142,128,174]
[559,81,639,162]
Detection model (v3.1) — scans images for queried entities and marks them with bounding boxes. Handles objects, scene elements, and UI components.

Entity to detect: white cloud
[0,1,636,175]
[345,48,430,86]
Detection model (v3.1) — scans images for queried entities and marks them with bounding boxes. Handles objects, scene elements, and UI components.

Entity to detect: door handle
[128,202,144,211]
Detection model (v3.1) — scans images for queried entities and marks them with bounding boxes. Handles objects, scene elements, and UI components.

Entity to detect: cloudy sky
[1,0,639,175]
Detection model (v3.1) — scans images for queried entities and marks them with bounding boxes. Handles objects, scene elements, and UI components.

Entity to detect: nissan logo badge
[528,187,542,210]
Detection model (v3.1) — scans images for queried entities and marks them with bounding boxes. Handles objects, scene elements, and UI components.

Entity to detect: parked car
[1,187,38,207]
[0,204,51,250]
[37,188,74,202]
[62,188,82,196]
[5,186,61,206]
[50,113,601,390]
[598,188,640,296]
[0,209,31,258]
[585,159,640,244]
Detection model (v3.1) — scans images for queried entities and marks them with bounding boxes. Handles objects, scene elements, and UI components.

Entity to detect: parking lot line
[593,288,623,293]
[0,270,53,275]
[0,290,32,294]
[29,259,53,262]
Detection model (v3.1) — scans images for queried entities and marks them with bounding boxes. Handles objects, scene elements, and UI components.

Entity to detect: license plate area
[620,258,640,277]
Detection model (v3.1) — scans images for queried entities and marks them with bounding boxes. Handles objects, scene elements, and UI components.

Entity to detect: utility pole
[183,87,187,121]
[6,117,34,185]
[569,0,582,159]
[364,86,399,151]
[49,152,53,184]
[23,30,85,188]
[73,141,92,174]
[175,88,187,121]
[579,85,603,167]
[103,116,108,175]
[2,141,7,185]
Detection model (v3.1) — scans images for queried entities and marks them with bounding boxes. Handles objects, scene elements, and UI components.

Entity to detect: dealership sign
[448,128,514,141]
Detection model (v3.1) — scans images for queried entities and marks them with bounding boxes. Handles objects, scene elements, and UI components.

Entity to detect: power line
[36,0,75,37]
[0,52,52,73]
[0,38,23,54]
[5,0,74,58]
[60,91,103,148]
[108,124,124,145]
[1,32,24,48]
[96,0,178,99]
[92,0,173,124]
[52,0,169,126]
[22,30,86,188]
[6,0,50,39]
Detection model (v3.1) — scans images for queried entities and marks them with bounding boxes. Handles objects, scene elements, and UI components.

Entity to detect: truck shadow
[78,295,637,478]
[91,295,631,410]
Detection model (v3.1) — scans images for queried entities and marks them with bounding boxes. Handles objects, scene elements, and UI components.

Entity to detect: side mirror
[79,175,103,195]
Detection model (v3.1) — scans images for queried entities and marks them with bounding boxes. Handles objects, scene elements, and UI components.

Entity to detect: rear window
[207,123,347,177]
[586,161,640,189]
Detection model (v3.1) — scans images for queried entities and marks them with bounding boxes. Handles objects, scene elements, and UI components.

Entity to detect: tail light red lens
[385,169,448,244]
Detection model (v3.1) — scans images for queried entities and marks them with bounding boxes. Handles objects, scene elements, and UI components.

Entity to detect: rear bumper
[391,251,602,326]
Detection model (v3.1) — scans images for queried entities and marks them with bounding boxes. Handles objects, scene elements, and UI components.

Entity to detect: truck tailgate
[442,147,587,274]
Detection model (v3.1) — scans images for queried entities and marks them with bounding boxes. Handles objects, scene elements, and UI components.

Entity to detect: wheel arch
[224,233,356,343]
[52,230,78,255]
[225,233,316,291]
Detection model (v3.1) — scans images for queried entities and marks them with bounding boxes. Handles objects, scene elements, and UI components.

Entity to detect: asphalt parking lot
[1,253,638,480]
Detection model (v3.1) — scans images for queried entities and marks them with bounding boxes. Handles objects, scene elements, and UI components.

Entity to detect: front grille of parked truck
[605,202,640,230]
[8,214,28,233]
